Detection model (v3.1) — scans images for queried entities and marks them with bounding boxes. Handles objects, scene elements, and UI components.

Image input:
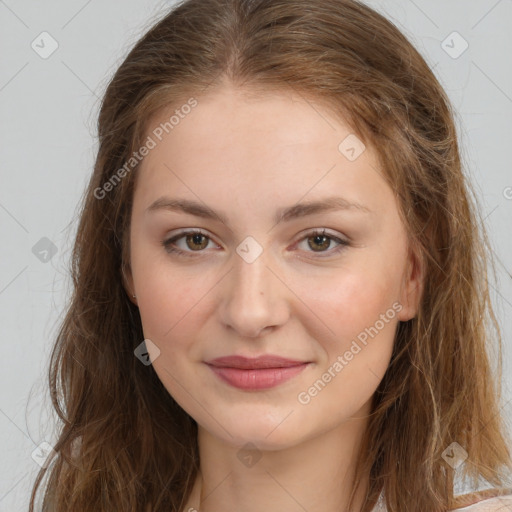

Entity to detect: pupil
[311,235,329,251]
[187,233,207,250]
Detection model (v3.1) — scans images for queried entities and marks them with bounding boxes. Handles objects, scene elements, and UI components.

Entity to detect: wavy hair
[29,0,512,510]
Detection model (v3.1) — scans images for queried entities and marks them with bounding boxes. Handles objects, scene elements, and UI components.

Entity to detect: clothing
[450,495,512,511]
[370,491,512,511]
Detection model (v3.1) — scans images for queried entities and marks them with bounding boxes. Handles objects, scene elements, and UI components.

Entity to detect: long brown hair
[28,0,512,510]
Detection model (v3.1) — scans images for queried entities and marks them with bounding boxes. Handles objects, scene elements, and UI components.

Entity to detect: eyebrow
[145,195,372,225]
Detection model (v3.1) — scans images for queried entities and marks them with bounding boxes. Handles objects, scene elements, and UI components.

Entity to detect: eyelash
[161,228,350,259]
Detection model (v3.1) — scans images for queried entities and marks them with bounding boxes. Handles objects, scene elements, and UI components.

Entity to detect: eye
[162,228,349,259]
[162,229,218,257]
[294,228,349,257]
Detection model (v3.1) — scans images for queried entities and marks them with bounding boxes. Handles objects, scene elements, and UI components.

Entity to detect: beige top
[450,496,512,511]
[371,492,512,511]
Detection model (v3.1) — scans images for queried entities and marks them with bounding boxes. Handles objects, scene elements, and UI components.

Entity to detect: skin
[124,83,423,512]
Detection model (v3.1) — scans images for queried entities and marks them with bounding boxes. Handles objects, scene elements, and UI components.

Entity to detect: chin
[203,413,310,452]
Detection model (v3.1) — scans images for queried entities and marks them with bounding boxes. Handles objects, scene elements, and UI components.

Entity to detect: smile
[205,362,310,390]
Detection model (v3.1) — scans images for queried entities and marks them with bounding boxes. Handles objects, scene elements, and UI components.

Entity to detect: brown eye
[307,233,332,252]
[185,232,209,251]
[296,229,350,257]
[162,229,216,256]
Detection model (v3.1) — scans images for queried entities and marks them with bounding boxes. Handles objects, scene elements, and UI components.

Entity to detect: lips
[205,355,311,390]
[206,355,309,369]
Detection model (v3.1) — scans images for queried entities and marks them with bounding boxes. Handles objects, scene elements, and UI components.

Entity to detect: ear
[121,262,138,306]
[397,243,424,322]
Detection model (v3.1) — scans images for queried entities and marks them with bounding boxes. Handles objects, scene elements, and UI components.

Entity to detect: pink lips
[205,355,310,390]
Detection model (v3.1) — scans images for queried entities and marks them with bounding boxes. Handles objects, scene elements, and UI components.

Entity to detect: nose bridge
[219,240,288,337]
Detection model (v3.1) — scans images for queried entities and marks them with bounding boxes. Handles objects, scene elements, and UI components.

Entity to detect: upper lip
[205,355,309,369]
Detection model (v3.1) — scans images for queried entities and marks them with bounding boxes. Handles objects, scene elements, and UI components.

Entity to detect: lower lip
[207,363,309,390]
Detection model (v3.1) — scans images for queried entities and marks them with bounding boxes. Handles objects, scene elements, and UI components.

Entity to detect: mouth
[205,355,311,390]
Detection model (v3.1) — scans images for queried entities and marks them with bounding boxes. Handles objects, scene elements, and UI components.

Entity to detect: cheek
[130,245,208,342]
[309,265,401,341]
[137,274,206,341]
[135,272,207,393]
[296,270,400,414]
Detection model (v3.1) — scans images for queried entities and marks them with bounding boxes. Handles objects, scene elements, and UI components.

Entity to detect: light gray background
[1,0,511,510]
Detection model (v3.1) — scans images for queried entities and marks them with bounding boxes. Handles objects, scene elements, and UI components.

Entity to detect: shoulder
[451,494,512,511]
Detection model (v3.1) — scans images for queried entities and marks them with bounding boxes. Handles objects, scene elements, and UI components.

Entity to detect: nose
[218,247,290,338]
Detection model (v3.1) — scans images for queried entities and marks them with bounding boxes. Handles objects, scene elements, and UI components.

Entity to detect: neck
[185,402,372,512]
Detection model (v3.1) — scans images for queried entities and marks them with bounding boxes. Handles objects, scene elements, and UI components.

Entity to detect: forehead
[145,85,352,154]
[133,86,391,218]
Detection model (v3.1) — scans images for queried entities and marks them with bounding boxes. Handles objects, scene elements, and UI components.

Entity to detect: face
[125,84,423,450]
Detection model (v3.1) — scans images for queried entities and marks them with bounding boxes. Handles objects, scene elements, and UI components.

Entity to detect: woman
[29,0,512,511]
